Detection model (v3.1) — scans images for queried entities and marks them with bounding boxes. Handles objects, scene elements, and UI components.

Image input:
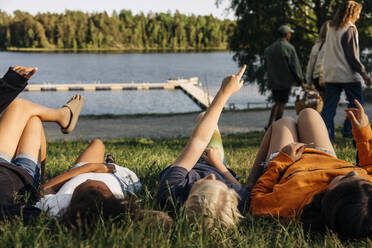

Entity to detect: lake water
[0,51,286,114]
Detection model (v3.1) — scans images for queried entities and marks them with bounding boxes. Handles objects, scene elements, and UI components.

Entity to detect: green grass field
[1,130,371,247]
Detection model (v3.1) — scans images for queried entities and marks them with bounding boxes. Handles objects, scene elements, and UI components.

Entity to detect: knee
[7,98,27,111]
[271,116,296,130]
[298,108,319,120]
[91,138,104,149]
[274,116,296,126]
[27,116,43,130]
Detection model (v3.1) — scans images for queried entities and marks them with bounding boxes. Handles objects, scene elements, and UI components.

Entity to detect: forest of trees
[0,10,235,51]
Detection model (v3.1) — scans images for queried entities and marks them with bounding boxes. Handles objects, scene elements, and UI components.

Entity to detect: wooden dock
[25,77,213,110]
[25,82,180,91]
[177,81,213,110]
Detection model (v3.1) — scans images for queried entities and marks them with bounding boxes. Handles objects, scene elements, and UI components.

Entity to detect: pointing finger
[237,65,247,78]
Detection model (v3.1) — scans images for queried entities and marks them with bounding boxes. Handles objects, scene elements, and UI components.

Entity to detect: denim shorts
[0,151,40,186]
[262,147,337,171]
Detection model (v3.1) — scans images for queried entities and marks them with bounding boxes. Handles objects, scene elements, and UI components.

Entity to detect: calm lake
[0,51,278,114]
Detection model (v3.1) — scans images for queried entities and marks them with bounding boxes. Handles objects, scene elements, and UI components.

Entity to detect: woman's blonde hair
[185,181,242,228]
[331,1,362,30]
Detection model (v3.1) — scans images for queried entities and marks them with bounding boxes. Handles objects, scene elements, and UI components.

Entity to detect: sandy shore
[43,105,365,141]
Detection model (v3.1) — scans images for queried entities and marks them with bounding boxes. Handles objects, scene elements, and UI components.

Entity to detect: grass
[0,130,370,247]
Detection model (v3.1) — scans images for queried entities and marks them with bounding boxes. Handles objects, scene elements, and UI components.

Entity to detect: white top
[35,163,141,216]
[323,22,362,83]
[306,41,326,86]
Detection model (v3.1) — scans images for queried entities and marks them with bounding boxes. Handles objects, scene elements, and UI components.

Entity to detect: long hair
[331,1,362,30]
[301,179,372,238]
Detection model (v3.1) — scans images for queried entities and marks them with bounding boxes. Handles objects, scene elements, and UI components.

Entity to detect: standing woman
[321,1,371,141]
[305,21,330,100]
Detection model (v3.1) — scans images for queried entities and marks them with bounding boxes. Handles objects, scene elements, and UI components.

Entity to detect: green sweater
[264,38,303,90]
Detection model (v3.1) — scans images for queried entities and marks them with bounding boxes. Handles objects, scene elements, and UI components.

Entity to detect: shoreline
[78,108,282,119]
[43,106,360,141]
[3,47,229,53]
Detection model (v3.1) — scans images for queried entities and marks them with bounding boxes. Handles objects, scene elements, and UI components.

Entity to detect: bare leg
[297,108,335,154]
[13,116,44,185]
[15,116,43,160]
[0,98,70,158]
[74,139,105,165]
[246,125,273,189]
[246,117,298,188]
[39,126,47,182]
[267,117,298,157]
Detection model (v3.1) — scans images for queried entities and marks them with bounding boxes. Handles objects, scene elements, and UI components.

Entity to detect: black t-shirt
[156,161,250,213]
[0,162,35,206]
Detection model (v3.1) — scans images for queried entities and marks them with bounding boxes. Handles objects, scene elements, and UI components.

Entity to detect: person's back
[323,23,363,83]
[263,25,304,130]
[265,39,300,90]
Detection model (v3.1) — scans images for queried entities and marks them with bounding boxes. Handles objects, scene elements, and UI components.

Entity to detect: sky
[0,0,234,19]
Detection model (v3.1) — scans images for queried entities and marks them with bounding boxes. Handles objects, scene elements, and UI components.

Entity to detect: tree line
[0,10,235,51]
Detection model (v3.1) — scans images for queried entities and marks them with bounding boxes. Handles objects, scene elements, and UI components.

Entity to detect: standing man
[264,25,304,130]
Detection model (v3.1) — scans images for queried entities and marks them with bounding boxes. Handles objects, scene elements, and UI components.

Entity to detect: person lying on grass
[0,66,84,218]
[246,102,372,238]
[157,65,250,228]
[37,139,173,227]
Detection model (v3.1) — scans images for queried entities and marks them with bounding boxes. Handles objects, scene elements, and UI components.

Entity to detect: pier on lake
[25,77,214,110]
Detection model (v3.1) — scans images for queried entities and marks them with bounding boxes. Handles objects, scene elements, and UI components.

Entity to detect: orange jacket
[251,124,372,218]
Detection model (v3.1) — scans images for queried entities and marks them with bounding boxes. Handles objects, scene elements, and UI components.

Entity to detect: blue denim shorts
[0,151,40,186]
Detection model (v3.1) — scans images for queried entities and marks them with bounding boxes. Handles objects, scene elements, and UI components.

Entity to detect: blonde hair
[331,1,362,30]
[185,181,242,228]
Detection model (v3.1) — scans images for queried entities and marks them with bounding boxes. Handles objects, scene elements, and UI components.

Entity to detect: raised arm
[41,163,115,194]
[346,100,372,169]
[172,65,246,171]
